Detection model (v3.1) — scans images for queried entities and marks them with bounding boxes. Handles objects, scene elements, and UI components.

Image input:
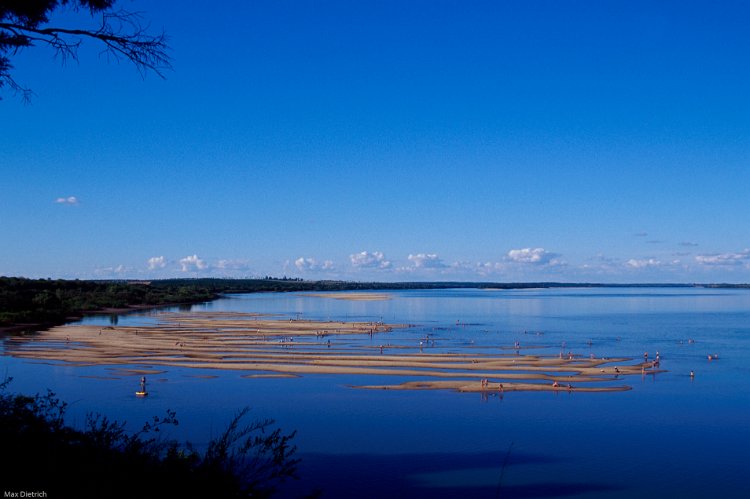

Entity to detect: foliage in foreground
[0,378,299,498]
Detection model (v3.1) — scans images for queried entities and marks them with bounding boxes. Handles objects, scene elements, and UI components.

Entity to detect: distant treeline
[2,276,746,332]
[700,283,750,289]
[0,277,215,328]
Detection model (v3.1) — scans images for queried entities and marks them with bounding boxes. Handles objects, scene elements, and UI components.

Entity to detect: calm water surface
[2,288,749,498]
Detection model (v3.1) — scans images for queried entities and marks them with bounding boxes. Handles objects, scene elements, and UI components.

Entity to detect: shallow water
[2,287,749,498]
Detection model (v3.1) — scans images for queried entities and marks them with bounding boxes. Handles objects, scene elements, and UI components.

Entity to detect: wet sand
[306,293,392,301]
[4,311,657,393]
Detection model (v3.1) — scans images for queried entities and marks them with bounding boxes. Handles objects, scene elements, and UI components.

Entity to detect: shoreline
[3,279,750,337]
[0,298,218,336]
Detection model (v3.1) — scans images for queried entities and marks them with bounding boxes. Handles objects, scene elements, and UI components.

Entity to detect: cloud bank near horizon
[350,251,391,269]
[52,244,750,283]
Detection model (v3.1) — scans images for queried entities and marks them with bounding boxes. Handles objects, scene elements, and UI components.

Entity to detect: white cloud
[350,251,391,269]
[626,258,662,269]
[507,248,561,266]
[695,249,750,266]
[407,253,447,268]
[294,258,313,271]
[462,261,506,276]
[147,256,167,270]
[55,196,79,205]
[577,254,624,275]
[179,254,208,272]
[481,261,506,271]
[294,257,334,272]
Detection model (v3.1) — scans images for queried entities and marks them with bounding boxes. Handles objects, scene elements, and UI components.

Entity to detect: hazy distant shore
[2,277,749,335]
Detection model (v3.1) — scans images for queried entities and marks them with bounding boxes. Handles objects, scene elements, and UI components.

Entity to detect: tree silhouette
[0,0,170,100]
[1,379,301,498]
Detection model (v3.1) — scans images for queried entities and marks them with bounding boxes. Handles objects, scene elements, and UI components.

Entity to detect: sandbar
[306,293,392,301]
[4,311,656,394]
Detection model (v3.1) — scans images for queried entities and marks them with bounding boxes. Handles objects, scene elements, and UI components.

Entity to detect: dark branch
[0,5,170,99]
[0,10,171,78]
[0,58,34,103]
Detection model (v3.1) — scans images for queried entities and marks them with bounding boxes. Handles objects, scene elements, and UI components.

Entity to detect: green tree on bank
[0,277,216,329]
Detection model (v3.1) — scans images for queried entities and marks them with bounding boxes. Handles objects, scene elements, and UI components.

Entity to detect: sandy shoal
[4,311,658,394]
[306,293,392,301]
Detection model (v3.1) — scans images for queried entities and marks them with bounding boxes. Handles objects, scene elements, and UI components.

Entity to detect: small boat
[135,391,148,397]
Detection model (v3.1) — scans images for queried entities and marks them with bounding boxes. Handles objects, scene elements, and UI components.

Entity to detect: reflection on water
[2,287,750,498]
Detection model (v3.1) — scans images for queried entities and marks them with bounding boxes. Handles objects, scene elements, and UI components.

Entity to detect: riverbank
[0,277,218,334]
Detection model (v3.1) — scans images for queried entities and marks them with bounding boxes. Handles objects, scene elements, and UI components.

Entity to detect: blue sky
[1,0,749,282]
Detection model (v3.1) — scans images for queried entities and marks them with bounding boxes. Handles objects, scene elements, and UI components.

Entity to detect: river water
[2,287,748,498]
